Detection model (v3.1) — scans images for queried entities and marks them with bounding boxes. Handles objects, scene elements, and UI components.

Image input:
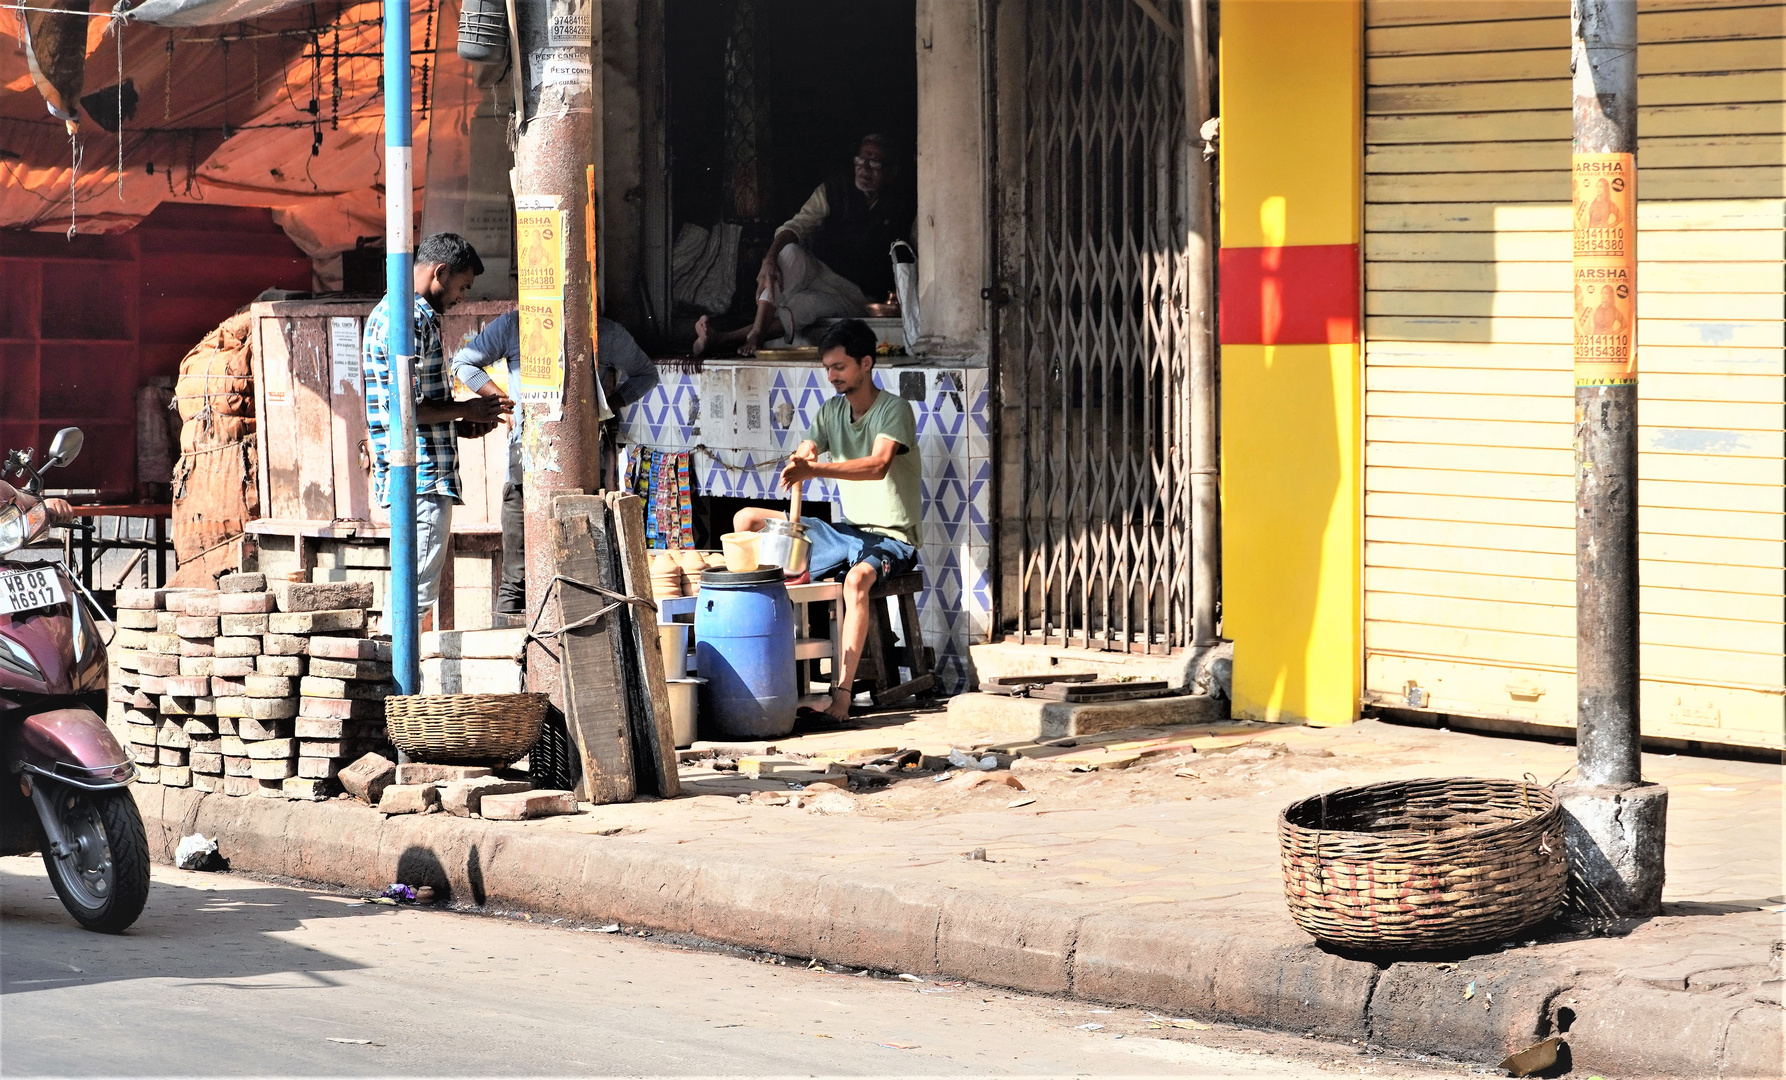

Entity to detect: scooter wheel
[40,784,151,934]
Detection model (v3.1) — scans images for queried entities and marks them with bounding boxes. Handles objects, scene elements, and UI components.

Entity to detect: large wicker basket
[384,693,549,766]
[1278,777,1567,952]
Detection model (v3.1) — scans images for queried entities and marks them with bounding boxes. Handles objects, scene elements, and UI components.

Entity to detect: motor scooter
[0,427,150,933]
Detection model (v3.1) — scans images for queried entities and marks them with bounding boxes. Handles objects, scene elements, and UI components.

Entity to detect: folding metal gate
[996,0,1194,654]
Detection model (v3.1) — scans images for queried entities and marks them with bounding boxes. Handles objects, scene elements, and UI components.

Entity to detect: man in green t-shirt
[733,319,922,719]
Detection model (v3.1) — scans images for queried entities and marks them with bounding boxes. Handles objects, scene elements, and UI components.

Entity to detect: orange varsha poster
[1572,153,1636,387]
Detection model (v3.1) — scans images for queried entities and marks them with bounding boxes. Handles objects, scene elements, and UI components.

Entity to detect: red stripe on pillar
[1219,244,1360,346]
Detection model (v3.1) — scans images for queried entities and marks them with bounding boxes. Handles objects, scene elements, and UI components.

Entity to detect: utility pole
[384,0,418,700]
[1183,0,1219,651]
[1557,0,1666,920]
[512,0,601,704]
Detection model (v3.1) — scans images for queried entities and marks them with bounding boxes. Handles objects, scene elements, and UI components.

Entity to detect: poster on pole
[1571,153,1636,387]
[516,195,566,404]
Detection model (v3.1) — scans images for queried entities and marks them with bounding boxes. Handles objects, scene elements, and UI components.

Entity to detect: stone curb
[133,786,1780,1079]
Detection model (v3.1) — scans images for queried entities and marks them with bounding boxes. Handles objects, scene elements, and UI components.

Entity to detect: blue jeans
[803,519,916,584]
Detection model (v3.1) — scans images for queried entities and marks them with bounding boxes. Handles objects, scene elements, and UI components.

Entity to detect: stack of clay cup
[650,552,684,602]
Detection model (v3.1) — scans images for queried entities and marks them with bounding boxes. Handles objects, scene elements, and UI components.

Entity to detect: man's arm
[781,435,900,486]
[450,311,518,393]
[760,184,830,293]
[599,320,660,409]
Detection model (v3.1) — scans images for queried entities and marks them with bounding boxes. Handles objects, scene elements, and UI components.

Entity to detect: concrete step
[945,689,1226,742]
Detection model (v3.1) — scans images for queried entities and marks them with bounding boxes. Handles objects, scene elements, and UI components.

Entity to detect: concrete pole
[1183,0,1219,650]
[513,0,601,705]
[384,0,419,700]
[1558,0,1666,920]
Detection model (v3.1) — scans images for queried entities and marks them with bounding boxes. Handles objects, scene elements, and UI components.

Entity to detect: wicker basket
[1278,777,1567,952]
[384,693,549,766]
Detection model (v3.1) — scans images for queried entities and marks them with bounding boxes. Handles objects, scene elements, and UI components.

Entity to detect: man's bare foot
[822,685,852,720]
[692,315,713,357]
[739,329,761,357]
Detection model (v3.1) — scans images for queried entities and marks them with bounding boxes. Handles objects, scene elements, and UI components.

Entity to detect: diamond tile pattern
[622,362,992,692]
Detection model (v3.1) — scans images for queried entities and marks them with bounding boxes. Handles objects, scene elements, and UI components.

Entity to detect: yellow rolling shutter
[1362,0,1784,750]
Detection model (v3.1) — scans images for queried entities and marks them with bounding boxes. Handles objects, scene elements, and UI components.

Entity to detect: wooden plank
[1366,0,1771,30]
[1365,415,1570,452]
[1030,680,1169,702]
[1366,165,1784,203]
[1369,102,1786,145]
[1366,465,1571,502]
[1366,315,1784,350]
[1369,439,1786,486]
[1367,490,1571,529]
[1365,619,1575,669]
[1365,228,1783,261]
[1369,7,1786,56]
[279,317,339,521]
[1368,289,1785,321]
[1640,558,1786,597]
[1641,585,1784,624]
[550,495,636,805]
[255,315,300,520]
[456,432,491,528]
[1368,38,1786,88]
[1642,478,1785,515]
[1367,258,1785,293]
[984,672,1098,686]
[1369,590,1576,638]
[1368,70,1786,116]
[1366,540,1576,582]
[1366,197,1786,231]
[249,315,276,520]
[1641,529,1786,570]
[1365,390,1571,423]
[606,491,680,798]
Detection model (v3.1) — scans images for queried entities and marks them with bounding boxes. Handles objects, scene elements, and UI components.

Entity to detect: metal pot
[758,481,810,576]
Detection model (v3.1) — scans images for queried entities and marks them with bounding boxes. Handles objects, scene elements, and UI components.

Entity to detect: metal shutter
[1361,0,1784,750]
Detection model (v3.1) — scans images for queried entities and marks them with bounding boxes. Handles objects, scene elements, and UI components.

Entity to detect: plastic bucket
[720,531,760,573]
[658,622,690,679]
[666,678,705,748]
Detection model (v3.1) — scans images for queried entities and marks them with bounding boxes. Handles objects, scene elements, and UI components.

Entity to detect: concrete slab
[945,690,1226,742]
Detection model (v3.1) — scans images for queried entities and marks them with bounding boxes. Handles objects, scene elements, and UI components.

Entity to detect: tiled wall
[620,361,992,693]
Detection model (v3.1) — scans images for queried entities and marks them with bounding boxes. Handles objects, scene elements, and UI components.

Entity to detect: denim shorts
[802,519,916,584]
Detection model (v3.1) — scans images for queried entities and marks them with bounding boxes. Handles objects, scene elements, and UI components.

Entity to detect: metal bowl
[756,518,810,577]
[865,302,901,318]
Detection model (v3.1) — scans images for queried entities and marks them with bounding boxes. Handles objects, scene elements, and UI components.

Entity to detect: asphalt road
[2,859,1471,1078]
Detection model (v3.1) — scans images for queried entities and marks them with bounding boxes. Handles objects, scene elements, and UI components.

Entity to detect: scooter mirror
[46,428,83,468]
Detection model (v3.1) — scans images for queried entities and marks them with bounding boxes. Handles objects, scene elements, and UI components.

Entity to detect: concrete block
[274,580,374,613]
[115,608,161,630]
[210,656,257,677]
[256,778,287,798]
[218,572,268,593]
[216,716,237,736]
[155,612,179,634]
[210,676,247,697]
[299,696,385,720]
[213,636,262,657]
[129,742,157,764]
[213,697,249,718]
[126,722,158,747]
[295,716,384,739]
[270,609,369,635]
[176,657,214,678]
[244,674,296,698]
[308,636,392,661]
[480,790,577,820]
[255,654,305,677]
[160,765,192,788]
[301,676,393,700]
[156,746,188,766]
[297,756,345,779]
[155,721,191,749]
[179,638,216,657]
[420,627,527,660]
[395,763,491,785]
[218,592,276,614]
[339,753,397,803]
[1368,961,1567,1062]
[1557,780,1668,919]
[245,738,297,760]
[262,634,310,655]
[219,735,247,756]
[307,657,394,682]
[136,653,180,676]
[136,675,167,696]
[114,636,147,660]
[162,676,210,697]
[378,783,441,815]
[180,592,221,617]
[1724,1006,1785,1080]
[1565,983,1741,1079]
[220,613,271,636]
[193,771,220,793]
[117,587,187,609]
[250,758,297,780]
[180,717,218,737]
[223,755,252,777]
[420,656,523,695]
[944,691,1226,743]
[244,697,298,720]
[283,777,333,801]
[441,777,531,817]
[190,751,224,774]
[147,633,183,655]
[238,717,294,741]
[135,765,161,785]
[175,616,220,639]
[222,773,258,796]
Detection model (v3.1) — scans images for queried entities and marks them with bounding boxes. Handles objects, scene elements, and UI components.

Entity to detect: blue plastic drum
[693,567,798,739]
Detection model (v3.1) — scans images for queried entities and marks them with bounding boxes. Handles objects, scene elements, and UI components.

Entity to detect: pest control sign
[515,195,565,404]
[1572,153,1635,387]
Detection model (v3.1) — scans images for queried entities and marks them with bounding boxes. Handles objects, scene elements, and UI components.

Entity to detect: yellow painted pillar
[1218,0,1362,726]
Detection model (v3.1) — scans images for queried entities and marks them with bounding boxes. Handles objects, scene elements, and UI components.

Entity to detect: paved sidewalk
[133,714,1784,1078]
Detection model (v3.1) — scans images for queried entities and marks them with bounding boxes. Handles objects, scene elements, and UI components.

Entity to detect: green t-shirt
[804,389,922,549]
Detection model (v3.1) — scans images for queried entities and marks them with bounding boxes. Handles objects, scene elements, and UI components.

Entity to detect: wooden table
[658,581,845,698]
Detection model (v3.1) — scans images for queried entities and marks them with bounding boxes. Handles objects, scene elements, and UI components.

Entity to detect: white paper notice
[329,317,362,395]
[547,0,592,45]
[531,48,593,88]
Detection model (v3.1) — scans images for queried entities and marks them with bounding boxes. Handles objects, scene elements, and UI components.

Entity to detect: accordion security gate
[1000,0,1194,654]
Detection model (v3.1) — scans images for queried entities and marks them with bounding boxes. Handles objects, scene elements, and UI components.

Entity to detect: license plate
[0,568,67,616]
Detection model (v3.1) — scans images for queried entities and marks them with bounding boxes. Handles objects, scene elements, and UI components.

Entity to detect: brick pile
[108,574,393,799]
[110,587,193,787]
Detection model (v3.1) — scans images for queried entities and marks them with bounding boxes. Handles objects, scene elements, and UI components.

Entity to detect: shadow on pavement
[0,857,380,997]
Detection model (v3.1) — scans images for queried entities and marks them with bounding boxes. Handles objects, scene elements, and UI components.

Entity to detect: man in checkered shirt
[363,233,510,627]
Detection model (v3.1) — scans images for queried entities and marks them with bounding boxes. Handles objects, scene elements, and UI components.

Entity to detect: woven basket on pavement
[1277,777,1567,952]
[384,693,549,766]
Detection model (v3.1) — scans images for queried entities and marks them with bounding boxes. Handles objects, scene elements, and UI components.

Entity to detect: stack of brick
[297,636,393,794]
[110,587,192,786]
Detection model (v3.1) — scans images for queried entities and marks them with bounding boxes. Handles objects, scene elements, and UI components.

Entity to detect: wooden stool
[842,570,936,706]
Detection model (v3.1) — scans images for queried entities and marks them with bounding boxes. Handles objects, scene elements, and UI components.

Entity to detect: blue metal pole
[384,0,419,697]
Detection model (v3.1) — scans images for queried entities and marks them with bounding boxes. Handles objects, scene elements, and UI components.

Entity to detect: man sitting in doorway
[450,310,660,616]
[733,319,921,719]
[694,134,914,357]
[362,232,511,630]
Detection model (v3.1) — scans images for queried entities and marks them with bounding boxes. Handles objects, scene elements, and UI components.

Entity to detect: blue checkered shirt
[363,292,461,506]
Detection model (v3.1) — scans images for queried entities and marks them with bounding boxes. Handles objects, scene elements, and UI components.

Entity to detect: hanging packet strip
[677,452,694,548]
